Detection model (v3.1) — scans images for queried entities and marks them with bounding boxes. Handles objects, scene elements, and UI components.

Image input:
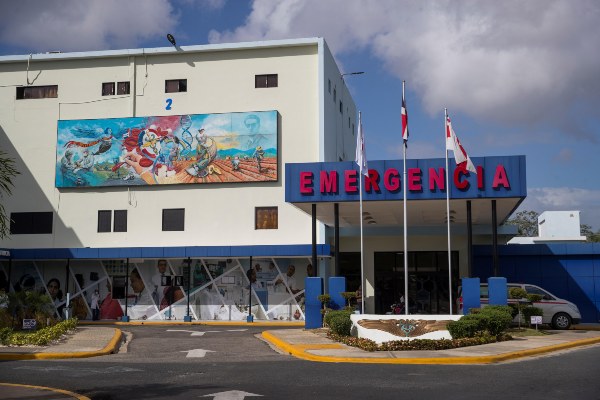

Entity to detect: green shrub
[0,327,12,345]
[4,318,78,346]
[509,287,527,299]
[447,318,482,339]
[325,310,353,336]
[448,306,513,338]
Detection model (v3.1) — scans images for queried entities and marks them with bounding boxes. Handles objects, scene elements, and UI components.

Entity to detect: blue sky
[1,0,599,230]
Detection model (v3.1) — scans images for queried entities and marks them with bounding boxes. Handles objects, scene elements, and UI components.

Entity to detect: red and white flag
[355,112,368,176]
[445,115,476,174]
[401,92,409,147]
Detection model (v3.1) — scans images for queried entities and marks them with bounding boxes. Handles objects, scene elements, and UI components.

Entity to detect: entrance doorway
[374,251,459,315]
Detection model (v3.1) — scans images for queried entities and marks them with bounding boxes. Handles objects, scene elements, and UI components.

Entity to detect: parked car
[457,283,581,329]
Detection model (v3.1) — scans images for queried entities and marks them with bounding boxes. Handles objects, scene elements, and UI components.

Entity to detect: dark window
[333,88,336,103]
[328,79,331,93]
[117,81,130,95]
[16,85,58,99]
[10,212,53,234]
[255,207,278,230]
[162,208,185,231]
[114,210,128,232]
[98,210,112,232]
[255,74,278,88]
[102,82,115,96]
[340,101,343,114]
[165,79,187,93]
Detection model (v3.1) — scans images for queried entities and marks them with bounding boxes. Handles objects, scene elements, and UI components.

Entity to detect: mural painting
[55,111,278,188]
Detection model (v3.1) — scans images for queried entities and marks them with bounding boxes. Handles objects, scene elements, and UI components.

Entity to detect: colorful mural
[55,111,278,188]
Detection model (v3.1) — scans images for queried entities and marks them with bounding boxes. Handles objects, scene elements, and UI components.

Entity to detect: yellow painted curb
[0,382,91,399]
[80,320,304,327]
[0,328,123,361]
[261,331,600,365]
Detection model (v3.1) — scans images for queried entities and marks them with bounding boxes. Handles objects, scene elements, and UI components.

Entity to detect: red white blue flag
[401,93,409,147]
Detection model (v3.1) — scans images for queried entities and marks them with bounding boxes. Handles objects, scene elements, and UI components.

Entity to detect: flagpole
[402,81,409,315]
[358,111,365,315]
[445,108,453,315]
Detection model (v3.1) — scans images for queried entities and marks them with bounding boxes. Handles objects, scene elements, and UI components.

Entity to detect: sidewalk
[262,324,600,364]
[0,326,122,360]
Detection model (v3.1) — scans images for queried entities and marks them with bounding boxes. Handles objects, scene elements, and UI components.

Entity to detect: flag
[446,115,476,174]
[355,112,368,176]
[401,92,409,147]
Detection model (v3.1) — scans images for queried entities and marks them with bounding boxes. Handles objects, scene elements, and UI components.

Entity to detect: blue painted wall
[473,243,600,323]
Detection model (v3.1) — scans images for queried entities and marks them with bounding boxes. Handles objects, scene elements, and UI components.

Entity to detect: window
[16,85,58,99]
[98,210,112,232]
[255,74,278,88]
[333,88,336,103]
[114,210,128,232]
[102,82,115,96]
[328,79,331,93]
[117,81,130,95]
[255,207,278,230]
[165,79,187,93]
[162,208,185,231]
[10,212,53,234]
[340,101,343,114]
[98,210,127,232]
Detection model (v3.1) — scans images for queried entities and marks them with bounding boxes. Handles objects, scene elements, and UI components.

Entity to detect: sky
[0,0,599,231]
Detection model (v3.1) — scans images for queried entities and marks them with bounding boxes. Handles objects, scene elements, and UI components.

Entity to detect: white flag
[355,112,368,176]
[446,115,476,174]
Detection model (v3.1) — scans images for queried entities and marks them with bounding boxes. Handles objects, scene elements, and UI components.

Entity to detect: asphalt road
[1,326,600,399]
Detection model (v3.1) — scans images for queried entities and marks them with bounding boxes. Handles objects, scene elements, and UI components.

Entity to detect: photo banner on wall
[56,110,278,188]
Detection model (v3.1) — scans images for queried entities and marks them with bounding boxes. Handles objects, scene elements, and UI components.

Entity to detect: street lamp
[341,71,364,82]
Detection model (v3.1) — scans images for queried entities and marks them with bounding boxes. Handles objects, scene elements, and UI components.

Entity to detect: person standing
[91,289,100,321]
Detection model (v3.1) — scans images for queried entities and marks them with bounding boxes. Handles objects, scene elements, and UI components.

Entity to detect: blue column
[488,277,508,306]
[305,277,323,329]
[462,277,481,315]
[328,276,346,311]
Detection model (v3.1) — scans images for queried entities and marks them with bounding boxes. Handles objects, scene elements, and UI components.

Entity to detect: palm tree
[0,149,19,239]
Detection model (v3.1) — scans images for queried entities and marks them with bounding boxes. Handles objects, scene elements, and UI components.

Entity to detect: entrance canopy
[285,156,526,228]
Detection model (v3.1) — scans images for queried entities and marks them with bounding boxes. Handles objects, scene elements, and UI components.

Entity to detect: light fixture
[368,220,377,225]
[364,216,374,221]
[167,33,177,47]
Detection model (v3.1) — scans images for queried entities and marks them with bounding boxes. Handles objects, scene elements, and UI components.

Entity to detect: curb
[0,328,123,361]
[261,331,600,365]
[0,383,91,400]
[80,321,304,327]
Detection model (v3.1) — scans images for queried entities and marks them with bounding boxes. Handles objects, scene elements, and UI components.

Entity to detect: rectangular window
[10,212,53,234]
[16,85,58,99]
[328,79,331,93]
[98,210,112,232]
[162,208,185,231]
[102,82,115,96]
[165,79,187,93]
[117,81,130,95]
[255,207,278,230]
[255,74,278,88]
[340,101,343,114]
[113,210,128,232]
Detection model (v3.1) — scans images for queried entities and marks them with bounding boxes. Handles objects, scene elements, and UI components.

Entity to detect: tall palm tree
[0,149,19,239]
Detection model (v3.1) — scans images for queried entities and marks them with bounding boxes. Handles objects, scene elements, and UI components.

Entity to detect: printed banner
[56,111,278,188]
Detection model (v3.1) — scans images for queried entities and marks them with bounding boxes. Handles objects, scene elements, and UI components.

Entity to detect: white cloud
[208,0,600,141]
[517,187,600,230]
[0,0,179,52]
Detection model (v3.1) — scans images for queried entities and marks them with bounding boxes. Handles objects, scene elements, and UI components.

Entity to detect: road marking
[181,349,216,358]
[201,390,262,399]
[0,383,91,400]
[167,329,206,336]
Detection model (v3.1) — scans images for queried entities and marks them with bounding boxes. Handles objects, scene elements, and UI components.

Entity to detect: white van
[457,283,581,329]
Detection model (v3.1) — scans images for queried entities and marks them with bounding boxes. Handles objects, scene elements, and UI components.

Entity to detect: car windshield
[524,285,555,300]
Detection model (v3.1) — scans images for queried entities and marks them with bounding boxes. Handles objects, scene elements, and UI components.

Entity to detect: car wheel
[552,312,572,330]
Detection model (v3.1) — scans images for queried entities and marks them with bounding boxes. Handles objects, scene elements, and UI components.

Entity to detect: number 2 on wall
[165,98,173,110]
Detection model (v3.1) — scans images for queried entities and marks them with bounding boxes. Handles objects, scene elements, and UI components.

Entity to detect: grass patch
[506,327,553,337]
